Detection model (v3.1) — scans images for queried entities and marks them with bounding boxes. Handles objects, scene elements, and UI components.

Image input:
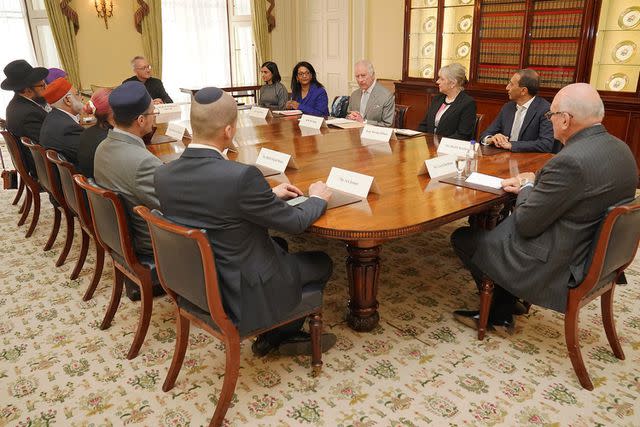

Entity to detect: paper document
[273,110,303,116]
[394,128,422,136]
[326,118,365,129]
[465,172,504,189]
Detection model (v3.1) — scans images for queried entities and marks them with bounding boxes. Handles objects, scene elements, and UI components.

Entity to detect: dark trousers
[261,237,333,344]
[450,226,517,320]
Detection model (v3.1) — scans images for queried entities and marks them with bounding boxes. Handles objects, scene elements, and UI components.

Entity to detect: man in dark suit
[480,69,555,152]
[452,83,638,335]
[2,59,49,176]
[122,56,173,104]
[155,87,336,357]
[39,78,84,165]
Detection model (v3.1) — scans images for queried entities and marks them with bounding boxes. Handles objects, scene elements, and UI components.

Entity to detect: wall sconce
[94,0,114,29]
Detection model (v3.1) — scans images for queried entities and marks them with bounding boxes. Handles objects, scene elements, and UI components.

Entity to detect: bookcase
[396,0,640,171]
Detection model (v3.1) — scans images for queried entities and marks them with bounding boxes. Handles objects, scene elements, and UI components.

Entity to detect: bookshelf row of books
[530,11,583,38]
[479,14,525,38]
[478,41,522,65]
[528,41,579,66]
[481,3,526,13]
[479,0,525,4]
[533,0,585,11]
[535,68,576,87]
[476,65,519,85]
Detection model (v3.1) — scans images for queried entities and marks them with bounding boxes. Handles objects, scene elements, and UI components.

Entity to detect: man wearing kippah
[39,77,84,165]
[155,87,337,357]
[94,81,165,301]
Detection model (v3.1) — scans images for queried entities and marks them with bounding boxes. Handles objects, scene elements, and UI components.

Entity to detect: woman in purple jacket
[286,61,329,117]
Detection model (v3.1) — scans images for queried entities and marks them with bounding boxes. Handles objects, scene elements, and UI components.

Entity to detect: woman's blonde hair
[440,63,468,88]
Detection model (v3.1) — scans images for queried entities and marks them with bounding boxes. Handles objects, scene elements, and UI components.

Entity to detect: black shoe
[124,284,166,301]
[513,300,528,316]
[152,284,166,297]
[453,309,516,337]
[252,334,279,357]
[278,331,337,356]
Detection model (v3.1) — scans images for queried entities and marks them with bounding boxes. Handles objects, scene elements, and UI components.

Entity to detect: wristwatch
[519,177,531,187]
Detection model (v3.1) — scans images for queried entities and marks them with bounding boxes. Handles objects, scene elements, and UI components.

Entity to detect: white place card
[299,114,326,129]
[361,124,394,142]
[165,122,186,140]
[155,103,183,123]
[249,106,272,119]
[465,172,504,189]
[255,148,297,174]
[437,137,471,157]
[326,167,379,198]
[418,154,457,177]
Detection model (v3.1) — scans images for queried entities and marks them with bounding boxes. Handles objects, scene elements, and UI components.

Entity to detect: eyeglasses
[140,111,159,117]
[135,65,152,71]
[544,111,573,120]
[297,71,311,77]
[31,83,46,89]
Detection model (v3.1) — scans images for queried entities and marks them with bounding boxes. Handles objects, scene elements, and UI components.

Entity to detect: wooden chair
[1,129,26,209]
[21,140,74,266]
[73,175,156,359]
[393,104,410,129]
[474,113,484,142]
[47,151,105,300]
[477,197,640,390]
[135,206,325,427]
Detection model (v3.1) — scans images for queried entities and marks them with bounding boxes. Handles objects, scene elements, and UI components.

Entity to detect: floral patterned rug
[0,173,639,426]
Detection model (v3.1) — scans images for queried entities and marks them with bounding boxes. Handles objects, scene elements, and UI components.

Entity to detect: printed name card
[360,124,394,143]
[418,154,457,178]
[255,148,297,174]
[299,114,326,129]
[155,103,182,123]
[165,122,186,140]
[326,167,379,198]
[437,137,471,157]
[249,106,272,119]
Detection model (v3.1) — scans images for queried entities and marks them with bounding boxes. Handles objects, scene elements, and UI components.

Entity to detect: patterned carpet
[0,178,639,426]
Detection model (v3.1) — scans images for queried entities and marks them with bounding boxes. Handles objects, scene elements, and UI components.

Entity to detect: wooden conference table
[148,111,553,332]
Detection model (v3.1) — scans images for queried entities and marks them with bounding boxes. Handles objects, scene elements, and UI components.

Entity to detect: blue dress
[293,83,329,117]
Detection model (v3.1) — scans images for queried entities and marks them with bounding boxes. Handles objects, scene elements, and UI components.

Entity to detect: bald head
[190,87,237,142]
[550,83,604,143]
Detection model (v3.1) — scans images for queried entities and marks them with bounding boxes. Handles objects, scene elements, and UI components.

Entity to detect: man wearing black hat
[2,59,50,176]
[94,81,165,301]
[155,87,337,357]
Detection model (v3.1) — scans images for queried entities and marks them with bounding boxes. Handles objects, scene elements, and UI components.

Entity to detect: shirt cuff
[520,183,534,190]
[310,195,324,199]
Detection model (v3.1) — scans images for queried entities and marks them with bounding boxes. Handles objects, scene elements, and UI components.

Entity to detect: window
[25,0,61,69]
[161,0,256,102]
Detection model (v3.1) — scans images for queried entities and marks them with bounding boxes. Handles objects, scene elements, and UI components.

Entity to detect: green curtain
[250,0,272,68]
[44,0,81,89]
[136,0,163,80]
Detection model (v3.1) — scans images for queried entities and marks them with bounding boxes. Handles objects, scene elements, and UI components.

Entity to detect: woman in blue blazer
[286,61,329,117]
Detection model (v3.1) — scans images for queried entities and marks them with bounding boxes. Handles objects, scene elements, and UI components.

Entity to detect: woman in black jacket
[417,63,476,140]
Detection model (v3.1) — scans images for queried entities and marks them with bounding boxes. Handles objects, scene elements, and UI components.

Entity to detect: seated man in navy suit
[480,69,555,152]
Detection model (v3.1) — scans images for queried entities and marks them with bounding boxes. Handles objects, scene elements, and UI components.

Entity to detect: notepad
[273,110,303,116]
[465,172,504,189]
[394,128,422,136]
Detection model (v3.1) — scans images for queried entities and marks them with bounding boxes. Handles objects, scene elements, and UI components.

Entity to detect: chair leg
[601,286,625,360]
[100,266,124,330]
[162,313,191,392]
[44,206,61,251]
[25,189,39,238]
[14,179,25,206]
[54,210,74,267]
[565,307,593,390]
[17,188,32,226]
[70,229,89,279]
[126,279,153,360]
[309,312,323,374]
[82,244,104,301]
[210,336,241,427]
[478,278,494,340]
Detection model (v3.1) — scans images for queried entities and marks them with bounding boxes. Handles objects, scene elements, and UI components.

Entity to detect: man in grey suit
[346,60,395,127]
[451,83,638,335]
[94,81,165,301]
[480,69,555,152]
[155,87,337,357]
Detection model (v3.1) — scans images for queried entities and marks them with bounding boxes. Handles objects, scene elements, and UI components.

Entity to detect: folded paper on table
[299,114,326,129]
[437,137,471,157]
[326,118,365,129]
[418,154,457,177]
[394,128,422,137]
[465,172,503,189]
[273,109,303,116]
[361,124,394,142]
[255,147,298,176]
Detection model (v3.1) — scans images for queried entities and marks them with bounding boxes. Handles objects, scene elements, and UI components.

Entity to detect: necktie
[360,90,369,116]
[510,105,526,141]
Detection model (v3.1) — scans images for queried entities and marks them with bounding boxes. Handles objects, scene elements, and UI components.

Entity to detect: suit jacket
[480,96,554,152]
[39,108,84,165]
[293,83,329,117]
[347,82,395,127]
[77,124,110,178]
[94,129,162,256]
[472,125,638,313]
[154,147,328,334]
[123,76,173,104]
[417,91,476,140]
[5,94,48,175]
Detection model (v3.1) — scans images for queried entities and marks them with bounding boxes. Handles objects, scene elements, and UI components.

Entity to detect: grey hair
[355,59,375,77]
[131,56,146,68]
[51,89,74,109]
[439,63,468,88]
[556,83,604,122]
